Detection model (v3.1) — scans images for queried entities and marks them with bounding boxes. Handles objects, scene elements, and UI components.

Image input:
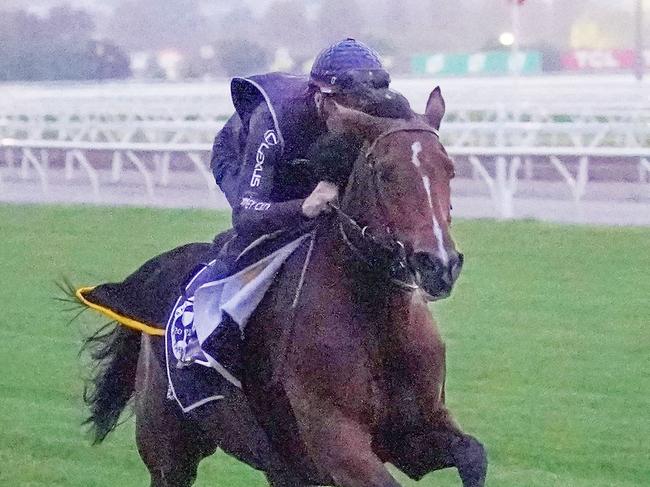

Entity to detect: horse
[74,86,487,487]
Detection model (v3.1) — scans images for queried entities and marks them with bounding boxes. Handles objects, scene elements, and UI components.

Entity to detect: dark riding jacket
[210,73,327,240]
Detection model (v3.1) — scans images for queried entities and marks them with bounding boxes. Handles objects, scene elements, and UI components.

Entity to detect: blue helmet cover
[310,38,385,90]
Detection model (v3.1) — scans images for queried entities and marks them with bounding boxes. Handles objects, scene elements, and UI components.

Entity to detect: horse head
[323,87,462,301]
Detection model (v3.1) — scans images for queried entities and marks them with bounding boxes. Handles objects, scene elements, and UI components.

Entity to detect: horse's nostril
[411,250,463,300]
[447,252,463,282]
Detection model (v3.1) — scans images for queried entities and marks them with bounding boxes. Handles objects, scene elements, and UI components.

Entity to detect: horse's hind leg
[137,411,205,487]
[135,335,209,487]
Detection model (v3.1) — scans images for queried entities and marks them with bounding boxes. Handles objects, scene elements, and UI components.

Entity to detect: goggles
[317,69,391,94]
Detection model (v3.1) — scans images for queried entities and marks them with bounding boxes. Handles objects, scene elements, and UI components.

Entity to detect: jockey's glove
[302,181,339,218]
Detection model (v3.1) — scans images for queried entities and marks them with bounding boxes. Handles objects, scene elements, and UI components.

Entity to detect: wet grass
[0,204,648,486]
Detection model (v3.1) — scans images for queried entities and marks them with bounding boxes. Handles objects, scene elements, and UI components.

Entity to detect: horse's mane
[330,84,414,121]
[356,89,414,120]
[309,88,414,186]
[309,132,362,187]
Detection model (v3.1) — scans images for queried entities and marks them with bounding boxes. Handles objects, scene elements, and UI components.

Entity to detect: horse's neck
[312,218,411,320]
[306,219,425,388]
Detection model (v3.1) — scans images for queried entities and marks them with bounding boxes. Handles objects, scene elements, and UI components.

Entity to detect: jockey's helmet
[310,38,390,93]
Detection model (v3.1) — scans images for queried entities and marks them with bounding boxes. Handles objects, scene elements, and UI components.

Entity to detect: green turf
[0,204,648,487]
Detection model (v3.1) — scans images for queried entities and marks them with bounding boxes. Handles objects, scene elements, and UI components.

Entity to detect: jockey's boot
[201,313,244,382]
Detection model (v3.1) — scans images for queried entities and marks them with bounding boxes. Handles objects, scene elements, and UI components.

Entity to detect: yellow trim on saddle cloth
[75,286,165,336]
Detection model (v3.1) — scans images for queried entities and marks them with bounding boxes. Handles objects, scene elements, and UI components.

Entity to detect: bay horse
[75,87,486,487]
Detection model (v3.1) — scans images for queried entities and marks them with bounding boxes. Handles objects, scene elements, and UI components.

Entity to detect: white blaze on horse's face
[410,140,449,266]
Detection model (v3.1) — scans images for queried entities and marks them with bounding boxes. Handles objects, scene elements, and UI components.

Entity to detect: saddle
[76,241,219,335]
[76,225,315,412]
[76,224,313,333]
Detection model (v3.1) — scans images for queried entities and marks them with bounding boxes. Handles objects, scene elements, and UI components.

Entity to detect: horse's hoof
[456,436,487,487]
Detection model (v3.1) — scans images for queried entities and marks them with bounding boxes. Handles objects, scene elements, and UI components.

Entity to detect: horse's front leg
[287,385,401,487]
[283,329,401,487]
[390,296,487,487]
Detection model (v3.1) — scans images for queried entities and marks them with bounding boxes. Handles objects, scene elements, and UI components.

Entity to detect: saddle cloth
[165,233,311,412]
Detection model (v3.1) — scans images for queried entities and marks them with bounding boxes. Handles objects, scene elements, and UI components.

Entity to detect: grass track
[0,204,648,486]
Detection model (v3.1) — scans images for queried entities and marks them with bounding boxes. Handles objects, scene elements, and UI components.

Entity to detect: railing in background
[2,76,648,222]
[2,138,648,219]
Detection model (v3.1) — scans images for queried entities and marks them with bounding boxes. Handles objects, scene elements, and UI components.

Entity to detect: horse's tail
[80,322,141,444]
[58,279,143,444]
[58,241,218,444]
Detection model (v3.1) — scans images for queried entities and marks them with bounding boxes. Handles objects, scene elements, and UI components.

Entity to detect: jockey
[171,39,397,375]
[210,38,391,259]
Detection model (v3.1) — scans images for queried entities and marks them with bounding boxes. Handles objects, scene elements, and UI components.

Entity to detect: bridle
[363,126,439,159]
[332,125,441,292]
[330,202,416,291]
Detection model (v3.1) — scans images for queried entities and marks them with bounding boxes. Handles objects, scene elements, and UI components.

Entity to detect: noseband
[332,125,441,292]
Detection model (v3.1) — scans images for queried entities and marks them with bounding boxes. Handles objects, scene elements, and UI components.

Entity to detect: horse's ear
[324,99,387,141]
[424,86,445,130]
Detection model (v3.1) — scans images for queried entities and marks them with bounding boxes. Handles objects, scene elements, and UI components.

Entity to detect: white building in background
[270,48,295,72]
[130,52,150,76]
[129,49,185,80]
[157,50,184,81]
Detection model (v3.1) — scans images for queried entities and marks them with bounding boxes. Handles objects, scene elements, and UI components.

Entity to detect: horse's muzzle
[410,251,464,301]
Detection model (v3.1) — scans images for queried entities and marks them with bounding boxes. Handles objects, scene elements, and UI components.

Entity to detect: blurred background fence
[2,75,649,224]
[2,0,650,224]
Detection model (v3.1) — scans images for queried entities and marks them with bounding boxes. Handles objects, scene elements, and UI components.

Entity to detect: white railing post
[64,151,75,180]
[495,156,520,219]
[4,148,16,169]
[576,156,589,200]
[20,148,48,193]
[468,155,499,216]
[495,157,509,218]
[20,150,30,179]
[523,155,534,180]
[187,152,218,195]
[125,150,155,199]
[508,156,521,196]
[40,149,49,171]
[71,150,100,202]
[549,155,588,203]
[158,152,171,186]
[111,151,123,183]
[639,158,650,183]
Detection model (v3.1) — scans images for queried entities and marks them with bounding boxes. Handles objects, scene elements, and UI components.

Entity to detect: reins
[329,202,418,291]
[271,228,316,386]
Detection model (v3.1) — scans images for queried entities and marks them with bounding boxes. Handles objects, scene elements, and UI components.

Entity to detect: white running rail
[2,138,648,218]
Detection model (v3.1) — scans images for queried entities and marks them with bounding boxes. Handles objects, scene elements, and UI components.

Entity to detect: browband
[365,126,440,159]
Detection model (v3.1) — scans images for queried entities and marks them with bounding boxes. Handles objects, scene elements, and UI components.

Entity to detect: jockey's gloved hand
[302,181,339,218]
